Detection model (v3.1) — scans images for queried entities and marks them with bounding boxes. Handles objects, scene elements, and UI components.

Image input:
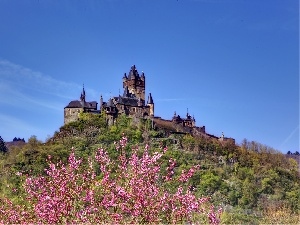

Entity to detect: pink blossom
[0,136,220,224]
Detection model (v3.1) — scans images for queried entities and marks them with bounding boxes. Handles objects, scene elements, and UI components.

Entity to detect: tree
[27,135,41,148]
[198,171,222,195]
[0,136,8,153]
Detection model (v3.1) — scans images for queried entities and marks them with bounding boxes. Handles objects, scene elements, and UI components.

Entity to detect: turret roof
[147,93,154,104]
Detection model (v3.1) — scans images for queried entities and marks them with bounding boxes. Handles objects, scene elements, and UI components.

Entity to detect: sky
[0,0,298,153]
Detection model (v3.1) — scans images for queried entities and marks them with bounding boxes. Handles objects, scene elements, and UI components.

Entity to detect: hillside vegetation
[0,112,299,224]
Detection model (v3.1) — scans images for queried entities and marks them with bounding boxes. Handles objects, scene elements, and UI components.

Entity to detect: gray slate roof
[114,96,139,106]
[65,100,97,109]
[147,93,153,104]
[65,100,82,108]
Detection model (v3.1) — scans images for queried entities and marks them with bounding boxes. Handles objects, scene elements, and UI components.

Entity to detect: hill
[0,112,299,224]
[5,139,26,149]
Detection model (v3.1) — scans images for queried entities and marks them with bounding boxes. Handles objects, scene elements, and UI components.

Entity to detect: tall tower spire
[80,84,86,102]
[100,94,103,110]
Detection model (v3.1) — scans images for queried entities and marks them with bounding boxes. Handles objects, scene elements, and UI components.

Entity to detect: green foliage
[0,136,8,153]
[285,188,300,211]
[182,134,195,151]
[198,171,222,195]
[221,209,260,225]
[0,115,299,224]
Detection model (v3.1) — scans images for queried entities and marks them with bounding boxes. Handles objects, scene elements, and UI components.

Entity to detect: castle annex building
[64,65,235,143]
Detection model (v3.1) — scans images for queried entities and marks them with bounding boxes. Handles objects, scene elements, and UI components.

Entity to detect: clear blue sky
[0,0,298,153]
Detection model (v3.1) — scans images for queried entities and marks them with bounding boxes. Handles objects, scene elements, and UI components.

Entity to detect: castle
[64,65,235,143]
[64,65,154,125]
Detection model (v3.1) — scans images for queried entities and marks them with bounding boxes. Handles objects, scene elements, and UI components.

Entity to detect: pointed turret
[192,115,196,127]
[122,73,128,82]
[147,93,154,116]
[123,86,130,98]
[80,84,86,107]
[100,95,103,110]
[141,71,145,81]
[172,111,177,121]
[129,65,136,80]
[107,98,114,107]
[147,93,154,104]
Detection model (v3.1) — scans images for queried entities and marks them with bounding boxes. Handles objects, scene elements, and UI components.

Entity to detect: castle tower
[147,93,154,117]
[123,65,145,103]
[80,85,85,101]
[80,85,86,107]
[100,94,103,110]
[105,98,117,125]
[64,86,86,124]
[192,115,196,127]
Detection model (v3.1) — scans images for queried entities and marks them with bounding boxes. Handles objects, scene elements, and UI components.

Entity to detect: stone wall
[64,108,83,124]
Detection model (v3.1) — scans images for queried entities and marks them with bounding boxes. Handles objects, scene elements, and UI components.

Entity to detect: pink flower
[15,172,22,176]
[0,136,220,224]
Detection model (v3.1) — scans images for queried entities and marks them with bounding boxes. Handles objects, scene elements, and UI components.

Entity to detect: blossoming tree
[0,136,221,224]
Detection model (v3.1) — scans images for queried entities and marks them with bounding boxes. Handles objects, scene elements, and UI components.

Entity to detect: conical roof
[147,93,153,104]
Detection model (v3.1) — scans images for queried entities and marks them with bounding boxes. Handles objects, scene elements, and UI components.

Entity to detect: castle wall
[116,104,150,118]
[148,103,154,116]
[64,108,83,124]
[218,137,236,144]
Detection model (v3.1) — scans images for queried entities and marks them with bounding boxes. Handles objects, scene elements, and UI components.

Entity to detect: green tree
[27,135,41,148]
[198,171,222,195]
[239,177,258,208]
[286,188,300,211]
[0,136,8,153]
